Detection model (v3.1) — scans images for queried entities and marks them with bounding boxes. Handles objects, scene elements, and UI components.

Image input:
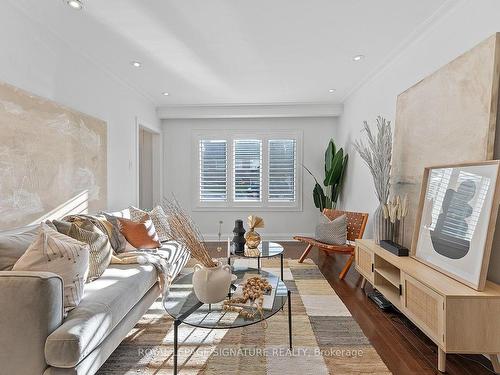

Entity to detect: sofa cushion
[45,263,158,368]
[0,226,38,270]
[129,206,172,242]
[118,215,161,249]
[67,223,112,282]
[13,223,90,312]
[315,214,347,245]
[100,213,128,253]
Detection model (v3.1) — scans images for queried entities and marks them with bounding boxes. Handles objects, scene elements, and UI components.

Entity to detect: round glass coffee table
[163,267,292,375]
[229,241,284,280]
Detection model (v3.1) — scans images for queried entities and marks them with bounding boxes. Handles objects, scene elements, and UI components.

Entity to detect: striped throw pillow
[13,223,89,312]
[67,223,112,282]
[315,214,347,245]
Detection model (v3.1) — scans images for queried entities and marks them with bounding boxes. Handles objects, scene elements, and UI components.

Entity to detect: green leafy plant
[303,139,348,212]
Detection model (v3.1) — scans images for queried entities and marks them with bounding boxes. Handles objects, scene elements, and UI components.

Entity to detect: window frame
[192,129,303,211]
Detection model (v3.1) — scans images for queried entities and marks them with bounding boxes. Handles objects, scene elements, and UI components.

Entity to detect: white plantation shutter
[199,140,227,202]
[268,139,296,202]
[234,139,262,201]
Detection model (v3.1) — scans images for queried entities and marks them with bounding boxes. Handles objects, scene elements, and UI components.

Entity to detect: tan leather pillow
[117,214,161,249]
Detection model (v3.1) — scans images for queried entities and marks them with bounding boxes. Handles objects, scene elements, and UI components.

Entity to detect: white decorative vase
[192,262,232,304]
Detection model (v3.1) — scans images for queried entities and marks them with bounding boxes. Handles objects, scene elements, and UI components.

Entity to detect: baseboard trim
[202,233,313,242]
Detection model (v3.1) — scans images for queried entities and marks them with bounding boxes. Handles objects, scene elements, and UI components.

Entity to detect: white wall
[163,117,338,240]
[0,1,160,211]
[335,0,500,282]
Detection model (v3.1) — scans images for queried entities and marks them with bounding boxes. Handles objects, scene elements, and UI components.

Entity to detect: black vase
[232,219,246,254]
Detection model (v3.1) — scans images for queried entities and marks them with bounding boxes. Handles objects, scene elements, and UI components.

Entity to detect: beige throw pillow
[67,223,112,282]
[315,214,347,245]
[100,212,128,253]
[129,206,171,242]
[13,223,89,312]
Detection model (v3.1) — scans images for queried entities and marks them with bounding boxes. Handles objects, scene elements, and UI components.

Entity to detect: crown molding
[157,102,343,119]
[341,0,465,103]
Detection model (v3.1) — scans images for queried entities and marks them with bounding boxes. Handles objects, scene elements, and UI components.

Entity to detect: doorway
[137,124,161,210]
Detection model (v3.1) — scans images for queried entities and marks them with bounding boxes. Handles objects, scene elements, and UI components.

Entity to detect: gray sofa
[0,210,190,375]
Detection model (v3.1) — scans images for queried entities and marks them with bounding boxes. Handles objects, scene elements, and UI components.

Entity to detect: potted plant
[353,116,392,243]
[303,138,348,211]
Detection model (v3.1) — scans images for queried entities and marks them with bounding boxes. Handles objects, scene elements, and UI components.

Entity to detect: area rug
[98,258,391,374]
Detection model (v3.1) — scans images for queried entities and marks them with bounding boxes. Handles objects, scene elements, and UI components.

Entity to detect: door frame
[135,117,162,208]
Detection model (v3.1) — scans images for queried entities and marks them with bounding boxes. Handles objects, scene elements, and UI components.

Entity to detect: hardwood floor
[206,241,497,375]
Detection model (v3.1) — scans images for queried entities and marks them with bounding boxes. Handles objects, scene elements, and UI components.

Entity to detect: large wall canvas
[0,82,107,230]
[392,33,500,248]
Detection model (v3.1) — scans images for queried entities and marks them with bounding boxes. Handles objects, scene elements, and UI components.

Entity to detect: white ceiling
[11,0,450,106]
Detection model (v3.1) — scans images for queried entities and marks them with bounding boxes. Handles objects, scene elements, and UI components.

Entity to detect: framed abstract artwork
[411,161,500,291]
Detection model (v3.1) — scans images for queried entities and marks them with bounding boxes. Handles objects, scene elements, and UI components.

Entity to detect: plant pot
[373,203,388,245]
[192,262,232,304]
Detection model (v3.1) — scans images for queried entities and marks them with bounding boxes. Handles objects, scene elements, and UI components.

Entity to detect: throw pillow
[100,212,127,253]
[117,214,161,249]
[12,223,89,312]
[67,223,112,282]
[0,226,39,271]
[315,214,347,245]
[52,219,72,235]
[129,206,172,242]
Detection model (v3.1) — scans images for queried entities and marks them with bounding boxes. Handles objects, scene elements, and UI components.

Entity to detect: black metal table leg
[280,253,284,281]
[288,290,292,349]
[257,256,261,273]
[174,319,180,375]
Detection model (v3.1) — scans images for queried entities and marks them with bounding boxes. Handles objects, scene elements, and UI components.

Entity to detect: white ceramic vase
[192,262,232,304]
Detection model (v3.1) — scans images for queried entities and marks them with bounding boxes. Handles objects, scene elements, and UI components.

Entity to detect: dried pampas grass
[162,198,216,268]
[353,116,392,205]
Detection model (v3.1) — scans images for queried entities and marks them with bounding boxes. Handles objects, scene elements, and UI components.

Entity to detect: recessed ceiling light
[328,89,336,93]
[162,92,169,96]
[353,55,365,62]
[67,0,83,10]
[131,61,142,68]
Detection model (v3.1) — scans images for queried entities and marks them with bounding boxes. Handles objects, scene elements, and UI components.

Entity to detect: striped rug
[98,258,391,374]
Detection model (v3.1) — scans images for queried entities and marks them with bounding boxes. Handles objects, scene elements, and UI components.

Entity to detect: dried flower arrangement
[353,116,393,243]
[353,116,392,205]
[162,198,216,268]
[223,276,272,321]
[382,194,409,244]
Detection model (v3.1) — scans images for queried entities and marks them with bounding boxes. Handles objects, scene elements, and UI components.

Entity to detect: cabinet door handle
[399,284,402,295]
[371,264,374,272]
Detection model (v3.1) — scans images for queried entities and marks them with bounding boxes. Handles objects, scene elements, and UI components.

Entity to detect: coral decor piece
[223,276,272,321]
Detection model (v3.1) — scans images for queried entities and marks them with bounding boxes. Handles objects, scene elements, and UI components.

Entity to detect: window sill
[192,205,303,212]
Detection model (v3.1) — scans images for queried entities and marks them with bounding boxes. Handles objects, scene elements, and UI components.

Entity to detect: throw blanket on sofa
[111,249,172,296]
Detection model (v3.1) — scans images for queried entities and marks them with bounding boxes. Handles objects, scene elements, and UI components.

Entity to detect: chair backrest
[323,209,369,242]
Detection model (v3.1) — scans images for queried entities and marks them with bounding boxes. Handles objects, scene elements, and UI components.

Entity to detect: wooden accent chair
[294,209,369,279]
